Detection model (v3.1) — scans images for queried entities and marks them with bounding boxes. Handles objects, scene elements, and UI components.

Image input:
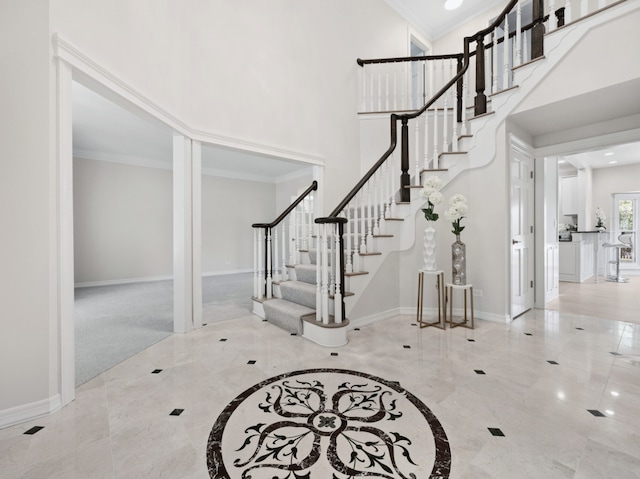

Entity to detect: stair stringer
[344,1,635,325]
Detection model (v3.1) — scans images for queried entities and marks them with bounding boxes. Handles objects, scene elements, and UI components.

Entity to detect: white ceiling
[384,0,506,41]
[72,82,313,183]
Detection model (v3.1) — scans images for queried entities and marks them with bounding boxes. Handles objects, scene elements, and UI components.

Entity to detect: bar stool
[445,283,474,329]
[416,270,446,329]
[603,232,631,283]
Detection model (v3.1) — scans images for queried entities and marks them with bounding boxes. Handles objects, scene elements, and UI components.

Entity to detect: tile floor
[1,309,639,478]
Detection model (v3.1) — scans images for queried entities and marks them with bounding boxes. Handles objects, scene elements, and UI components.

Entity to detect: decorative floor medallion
[207,368,451,478]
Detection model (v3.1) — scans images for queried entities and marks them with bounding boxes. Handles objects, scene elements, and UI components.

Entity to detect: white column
[57,59,75,406]
[191,140,202,329]
[173,135,194,334]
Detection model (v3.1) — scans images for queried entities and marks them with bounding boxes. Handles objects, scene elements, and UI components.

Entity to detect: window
[613,193,638,266]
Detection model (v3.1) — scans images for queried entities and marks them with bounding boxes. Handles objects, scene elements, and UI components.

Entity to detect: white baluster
[367,183,374,252]
[549,0,557,31]
[516,0,522,67]
[385,69,390,111]
[288,215,295,265]
[273,228,280,282]
[492,29,499,93]
[253,228,259,298]
[329,226,335,296]
[452,71,459,152]
[359,192,367,254]
[462,68,468,136]
[581,0,588,17]
[377,68,382,112]
[414,119,420,184]
[257,229,264,299]
[443,60,451,153]
[424,108,430,170]
[565,0,572,24]
[433,93,439,169]
[373,174,381,235]
[266,228,272,299]
[598,0,606,8]
[369,67,374,112]
[378,171,386,235]
[391,70,397,111]
[315,223,322,321]
[281,223,287,281]
[345,205,353,274]
[390,152,397,216]
[321,224,330,325]
[360,65,366,112]
[503,13,510,90]
[334,224,343,324]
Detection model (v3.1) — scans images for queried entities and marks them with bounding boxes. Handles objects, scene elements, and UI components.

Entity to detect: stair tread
[360,252,382,256]
[373,234,393,238]
[301,313,350,328]
[345,271,368,277]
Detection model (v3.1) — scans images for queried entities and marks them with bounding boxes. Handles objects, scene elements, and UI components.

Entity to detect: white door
[510,137,535,319]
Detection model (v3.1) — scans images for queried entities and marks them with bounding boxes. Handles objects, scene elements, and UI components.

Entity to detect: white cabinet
[560,176,578,216]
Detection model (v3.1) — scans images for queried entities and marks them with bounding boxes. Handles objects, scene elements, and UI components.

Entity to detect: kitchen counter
[559,231,606,282]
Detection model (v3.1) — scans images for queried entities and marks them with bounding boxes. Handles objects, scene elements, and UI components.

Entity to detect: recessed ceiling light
[445,0,464,10]
[604,152,614,156]
[609,160,618,164]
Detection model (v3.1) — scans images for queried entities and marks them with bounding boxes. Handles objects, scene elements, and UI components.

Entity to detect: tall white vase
[423,221,437,271]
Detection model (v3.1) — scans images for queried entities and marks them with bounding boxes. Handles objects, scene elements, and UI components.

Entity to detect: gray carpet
[75,273,253,386]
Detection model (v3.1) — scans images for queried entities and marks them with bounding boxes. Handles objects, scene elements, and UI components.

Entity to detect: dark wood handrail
[252,180,318,229]
[357,53,463,66]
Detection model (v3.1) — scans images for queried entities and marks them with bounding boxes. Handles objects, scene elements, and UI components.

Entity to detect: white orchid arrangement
[595,207,606,228]
[419,176,443,222]
[444,194,468,236]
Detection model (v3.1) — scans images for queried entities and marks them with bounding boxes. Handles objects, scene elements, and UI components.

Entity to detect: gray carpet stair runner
[262,249,337,335]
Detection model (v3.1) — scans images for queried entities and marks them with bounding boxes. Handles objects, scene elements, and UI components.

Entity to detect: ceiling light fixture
[609,160,618,164]
[444,0,464,10]
[604,152,614,156]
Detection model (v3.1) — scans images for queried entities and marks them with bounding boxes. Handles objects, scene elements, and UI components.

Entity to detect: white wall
[51,0,417,213]
[592,163,640,224]
[202,175,276,274]
[0,0,55,415]
[73,159,173,284]
[73,158,278,282]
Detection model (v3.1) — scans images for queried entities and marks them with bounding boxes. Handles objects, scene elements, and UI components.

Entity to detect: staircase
[252,0,636,346]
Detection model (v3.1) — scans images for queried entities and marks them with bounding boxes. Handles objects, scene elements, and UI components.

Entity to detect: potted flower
[595,207,606,230]
[444,194,468,285]
[420,176,443,222]
[419,176,443,271]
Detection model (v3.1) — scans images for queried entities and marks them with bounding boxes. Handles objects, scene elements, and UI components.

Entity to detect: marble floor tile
[1,311,639,479]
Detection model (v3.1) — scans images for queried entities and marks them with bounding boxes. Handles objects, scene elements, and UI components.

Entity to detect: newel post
[400,117,410,202]
[456,56,463,123]
[531,0,546,59]
[474,33,487,116]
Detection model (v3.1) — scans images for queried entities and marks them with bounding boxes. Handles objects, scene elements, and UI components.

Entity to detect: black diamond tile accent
[290,333,297,336]
[354,328,360,331]
[151,369,163,374]
[248,360,256,365]
[547,360,559,365]
[219,338,228,342]
[575,327,584,330]
[488,427,505,437]
[474,370,486,375]
[170,409,184,416]
[203,323,208,326]
[524,333,533,336]
[411,323,417,326]
[23,426,44,435]
[467,339,476,342]
[610,352,622,356]
[588,409,606,417]
[403,345,411,349]
[331,352,338,356]
[262,319,268,322]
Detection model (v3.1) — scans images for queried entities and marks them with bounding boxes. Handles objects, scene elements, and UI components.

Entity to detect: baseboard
[75,270,253,288]
[0,394,61,429]
[349,306,509,329]
[75,275,173,288]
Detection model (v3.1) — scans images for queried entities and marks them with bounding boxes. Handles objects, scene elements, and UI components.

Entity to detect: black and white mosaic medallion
[207,368,451,478]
